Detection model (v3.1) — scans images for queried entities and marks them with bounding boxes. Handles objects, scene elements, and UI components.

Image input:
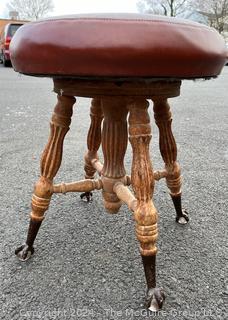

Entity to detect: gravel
[0,65,228,320]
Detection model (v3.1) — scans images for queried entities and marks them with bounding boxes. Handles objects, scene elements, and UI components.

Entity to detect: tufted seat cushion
[10,13,227,79]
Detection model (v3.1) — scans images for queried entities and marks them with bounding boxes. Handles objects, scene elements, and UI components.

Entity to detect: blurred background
[0,0,227,42]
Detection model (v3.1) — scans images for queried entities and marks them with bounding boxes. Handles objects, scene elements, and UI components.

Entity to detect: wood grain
[153,97,181,196]
[100,97,128,213]
[84,98,103,179]
[30,95,76,221]
[128,98,158,256]
[17,79,186,310]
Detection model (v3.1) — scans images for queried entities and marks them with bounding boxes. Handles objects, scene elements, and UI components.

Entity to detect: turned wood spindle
[127,98,165,309]
[153,97,188,224]
[15,94,76,260]
[84,98,103,179]
[32,95,76,219]
[128,98,158,257]
[101,98,128,213]
[152,97,181,196]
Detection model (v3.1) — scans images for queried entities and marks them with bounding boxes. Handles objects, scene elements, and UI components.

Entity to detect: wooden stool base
[15,80,189,311]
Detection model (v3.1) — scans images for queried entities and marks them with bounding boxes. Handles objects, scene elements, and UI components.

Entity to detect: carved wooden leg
[128,98,165,311]
[15,95,76,261]
[153,97,189,224]
[101,98,128,213]
[81,98,103,201]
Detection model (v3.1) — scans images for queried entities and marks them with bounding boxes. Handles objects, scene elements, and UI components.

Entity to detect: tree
[7,0,54,20]
[196,0,228,33]
[137,0,192,17]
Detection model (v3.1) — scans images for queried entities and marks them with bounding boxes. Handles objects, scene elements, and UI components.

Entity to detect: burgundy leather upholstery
[10,13,227,79]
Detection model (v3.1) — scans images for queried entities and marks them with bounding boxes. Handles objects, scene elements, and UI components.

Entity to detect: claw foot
[145,287,165,311]
[176,209,189,225]
[80,191,93,202]
[15,244,34,261]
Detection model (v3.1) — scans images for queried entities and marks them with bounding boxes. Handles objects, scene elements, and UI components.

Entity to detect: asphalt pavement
[0,64,228,320]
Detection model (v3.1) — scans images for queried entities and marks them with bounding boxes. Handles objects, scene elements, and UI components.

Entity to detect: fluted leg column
[101,98,128,213]
[128,98,165,311]
[15,95,76,261]
[153,97,189,224]
[84,98,103,178]
[81,98,103,201]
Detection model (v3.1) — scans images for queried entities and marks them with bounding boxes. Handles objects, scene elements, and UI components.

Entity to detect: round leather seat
[10,13,227,79]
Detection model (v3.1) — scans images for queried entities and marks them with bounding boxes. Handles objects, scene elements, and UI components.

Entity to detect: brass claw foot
[171,194,189,225]
[145,287,165,312]
[15,244,34,261]
[80,191,93,202]
[176,209,189,225]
